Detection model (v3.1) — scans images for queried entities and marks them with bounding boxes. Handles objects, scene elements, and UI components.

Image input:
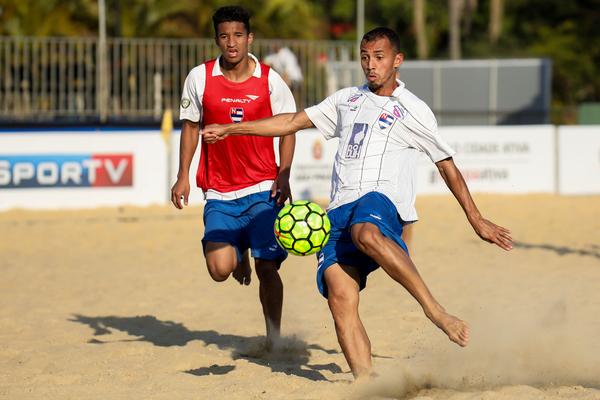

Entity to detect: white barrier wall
[0,130,167,210]
[416,125,556,194]
[558,126,600,195]
[1,125,598,211]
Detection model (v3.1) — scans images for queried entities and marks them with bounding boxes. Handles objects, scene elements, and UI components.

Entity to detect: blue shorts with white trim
[202,191,288,265]
[316,191,408,298]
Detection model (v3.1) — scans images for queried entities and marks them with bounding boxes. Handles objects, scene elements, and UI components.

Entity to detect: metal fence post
[97,0,108,122]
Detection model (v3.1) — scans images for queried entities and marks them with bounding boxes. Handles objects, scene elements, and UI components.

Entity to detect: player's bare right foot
[426,306,470,347]
[232,250,252,285]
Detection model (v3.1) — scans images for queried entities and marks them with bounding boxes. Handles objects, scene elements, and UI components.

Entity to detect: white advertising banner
[558,126,600,194]
[416,125,556,194]
[1,124,571,212]
[0,130,167,210]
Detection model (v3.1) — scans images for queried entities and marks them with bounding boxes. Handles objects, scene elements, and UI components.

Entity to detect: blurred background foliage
[1,0,598,122]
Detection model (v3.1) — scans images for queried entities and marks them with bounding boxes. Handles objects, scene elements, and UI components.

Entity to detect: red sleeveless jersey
[197,59,277,192]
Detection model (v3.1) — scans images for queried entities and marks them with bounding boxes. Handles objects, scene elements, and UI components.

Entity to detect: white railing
[0,36,357,123]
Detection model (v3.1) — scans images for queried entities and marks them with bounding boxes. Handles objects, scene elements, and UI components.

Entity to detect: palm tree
[413,0,429,59]
[489,0,504,44]
[448,0,464,59]
[252,0,322,39]
[463,0,477,37]
[111,0,218,38]
[0,0,95,36]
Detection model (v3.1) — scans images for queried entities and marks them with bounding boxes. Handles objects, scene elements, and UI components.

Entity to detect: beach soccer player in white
[202,27,513,379]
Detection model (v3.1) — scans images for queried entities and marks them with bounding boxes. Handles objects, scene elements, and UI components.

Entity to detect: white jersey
[305,80,455,222]
[263,47,304,84]
[179,53,296,123]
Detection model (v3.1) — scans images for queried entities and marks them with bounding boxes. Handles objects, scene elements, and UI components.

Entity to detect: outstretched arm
[436,157,513,251]
[171,120,199,209]
[202,111,314,143]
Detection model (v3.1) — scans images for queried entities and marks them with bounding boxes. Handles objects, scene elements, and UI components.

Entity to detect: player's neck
[219,55,255,83]
[369,79,399,97]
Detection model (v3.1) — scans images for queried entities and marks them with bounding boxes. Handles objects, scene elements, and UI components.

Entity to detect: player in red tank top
[198,59,278,192]
[170,6,296,346]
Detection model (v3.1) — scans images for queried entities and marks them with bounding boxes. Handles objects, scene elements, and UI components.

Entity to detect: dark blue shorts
[316,191,408,298]
[202,191,288,265]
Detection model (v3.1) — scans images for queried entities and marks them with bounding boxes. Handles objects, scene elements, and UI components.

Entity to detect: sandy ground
[0,194,599,400]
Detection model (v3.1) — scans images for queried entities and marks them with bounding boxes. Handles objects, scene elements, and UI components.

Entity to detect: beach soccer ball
[274,200,331,256]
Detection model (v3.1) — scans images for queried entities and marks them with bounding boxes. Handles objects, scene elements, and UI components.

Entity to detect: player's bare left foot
[232,250,252,285]
[426,306,470,347]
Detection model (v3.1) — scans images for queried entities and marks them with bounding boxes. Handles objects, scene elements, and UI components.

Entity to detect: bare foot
[427,307,470,347]
[265,320,281,349]
[264,336,275,353]
[232,250,251,285]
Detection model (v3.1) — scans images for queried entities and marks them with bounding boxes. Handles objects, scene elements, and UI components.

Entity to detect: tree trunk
[489,0,503,44]
[413,0,429,59]
[463,0,477,36]
[449,0,464,59]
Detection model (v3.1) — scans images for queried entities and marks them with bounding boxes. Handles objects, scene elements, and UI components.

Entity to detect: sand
[0,194,599,400]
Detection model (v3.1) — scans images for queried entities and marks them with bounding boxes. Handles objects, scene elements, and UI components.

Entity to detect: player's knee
[327,287,359,322]
[206,261,232,282]
[353,225,383,254]
[255,261,280,281]
[207,269,229,282]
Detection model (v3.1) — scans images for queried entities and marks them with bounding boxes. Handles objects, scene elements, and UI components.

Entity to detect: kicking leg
[325,263,372,379]
[401,223,414,251]
[255,259,283,343]
[351,223,470,347]
[204,242,251,285]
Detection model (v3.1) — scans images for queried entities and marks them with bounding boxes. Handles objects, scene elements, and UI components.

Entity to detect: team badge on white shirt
[378,112,395,129]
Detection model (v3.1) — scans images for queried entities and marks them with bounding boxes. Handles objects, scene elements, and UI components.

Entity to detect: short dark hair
[212,6,251,36]
[362,27,401,53]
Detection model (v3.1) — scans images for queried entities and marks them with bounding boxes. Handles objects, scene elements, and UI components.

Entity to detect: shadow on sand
[69,314,344,381]
[514,241,600,260]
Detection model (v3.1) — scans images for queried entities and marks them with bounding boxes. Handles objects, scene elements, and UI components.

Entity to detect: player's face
[360,37,403,94]
[215,21,253,65]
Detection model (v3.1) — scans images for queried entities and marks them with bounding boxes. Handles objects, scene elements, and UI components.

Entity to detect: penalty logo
[230,107,244,123]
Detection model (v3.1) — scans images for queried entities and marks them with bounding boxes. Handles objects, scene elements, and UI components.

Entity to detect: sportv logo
[0,154,133,188]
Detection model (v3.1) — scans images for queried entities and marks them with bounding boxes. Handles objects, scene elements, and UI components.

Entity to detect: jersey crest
[378,112,395,130]
[230,107,244,123]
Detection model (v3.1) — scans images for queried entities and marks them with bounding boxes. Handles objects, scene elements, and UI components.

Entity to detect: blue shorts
[316,192,408,298]
[202,191,288,265]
